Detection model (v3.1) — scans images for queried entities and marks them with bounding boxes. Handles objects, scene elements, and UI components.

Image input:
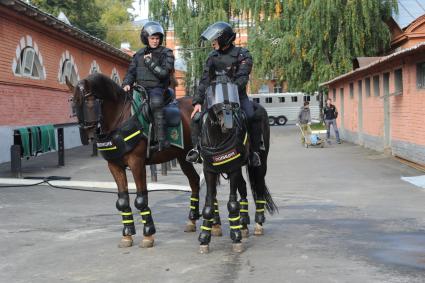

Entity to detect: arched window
[89,60,101,74]
[111,67,121,84]
[58,51,79,85]
[12,35,46,79]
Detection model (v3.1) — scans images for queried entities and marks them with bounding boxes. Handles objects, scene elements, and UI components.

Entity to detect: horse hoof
[118,236,133,248]
[140,237,155,248]
[199,245,209,254]
[184,221,196,232]
[211,225,222,237]
[241,228,249,238]
[232,243,243,253]
[254,224,264,236]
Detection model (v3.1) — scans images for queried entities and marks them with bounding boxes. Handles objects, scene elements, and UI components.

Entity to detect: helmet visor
[144,24,164,36]
[206,82,240,109]
[201,25,223,42]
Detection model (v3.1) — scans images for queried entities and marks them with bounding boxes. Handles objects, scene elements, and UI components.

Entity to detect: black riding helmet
[140,21,165,46]
[200,22,236,50]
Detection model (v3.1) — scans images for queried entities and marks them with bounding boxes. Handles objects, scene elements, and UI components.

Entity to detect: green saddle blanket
[131,89,184,149]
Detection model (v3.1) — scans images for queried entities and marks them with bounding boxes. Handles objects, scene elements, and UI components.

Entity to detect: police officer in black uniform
[122,21,175,151]
[186,22,261,167]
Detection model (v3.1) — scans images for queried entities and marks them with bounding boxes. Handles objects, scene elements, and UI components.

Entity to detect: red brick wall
[329,53,425,149]
[0,7,130,126]
[391,55,425,144]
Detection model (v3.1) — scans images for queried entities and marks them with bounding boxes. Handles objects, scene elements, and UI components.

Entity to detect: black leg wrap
[116,192,136,236]
[228,200,242,243]
[198,219,213,245]
[213,201,221,225]
[134,192,148,211]
[255,199,266,224]
[140,208,156,236]
[199,205,214,245]
[188,197,200,220]
[239,198,250,225]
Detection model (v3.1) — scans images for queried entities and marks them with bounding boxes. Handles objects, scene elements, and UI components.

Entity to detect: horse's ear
[65,76,75,93]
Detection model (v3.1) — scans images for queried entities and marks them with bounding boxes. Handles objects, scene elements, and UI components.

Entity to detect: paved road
[1,126,425,283]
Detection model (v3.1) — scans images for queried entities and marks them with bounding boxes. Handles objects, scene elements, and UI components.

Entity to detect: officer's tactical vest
[137,46,170,89]
[209,46,241,81]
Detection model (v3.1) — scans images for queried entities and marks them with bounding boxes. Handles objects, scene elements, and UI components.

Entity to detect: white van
[248,92,321,126]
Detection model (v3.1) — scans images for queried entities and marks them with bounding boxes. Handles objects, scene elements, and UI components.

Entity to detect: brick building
[320,11,425,166]
[0,0,131,163]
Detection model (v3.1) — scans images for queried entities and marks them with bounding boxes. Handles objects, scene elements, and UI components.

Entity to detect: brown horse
[67,73,201,248]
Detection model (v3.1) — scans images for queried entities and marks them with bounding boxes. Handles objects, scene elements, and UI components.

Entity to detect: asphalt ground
[1,125,425,283]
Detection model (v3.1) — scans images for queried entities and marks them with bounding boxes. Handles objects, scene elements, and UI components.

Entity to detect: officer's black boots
[186,112,202,163]
[154,109,170,151]
[248,122,262,167]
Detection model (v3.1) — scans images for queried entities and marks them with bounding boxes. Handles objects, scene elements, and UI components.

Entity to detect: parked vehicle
[248,92,321,126]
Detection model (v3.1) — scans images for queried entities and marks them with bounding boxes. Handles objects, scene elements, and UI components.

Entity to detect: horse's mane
[85,73,126,101]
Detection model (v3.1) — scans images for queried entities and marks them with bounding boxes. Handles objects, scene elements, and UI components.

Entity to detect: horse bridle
[74,81,133,135]
[74,82,102,130]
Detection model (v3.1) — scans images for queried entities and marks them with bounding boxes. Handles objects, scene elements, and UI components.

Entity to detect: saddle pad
[131,89,184,149]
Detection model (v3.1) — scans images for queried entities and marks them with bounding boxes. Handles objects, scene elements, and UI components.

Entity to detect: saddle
[132,87,184,154]
[136,87,181,128]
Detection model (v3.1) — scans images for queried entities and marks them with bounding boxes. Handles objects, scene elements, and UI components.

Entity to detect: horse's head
[206,78,240,134]
[66,76,101,145]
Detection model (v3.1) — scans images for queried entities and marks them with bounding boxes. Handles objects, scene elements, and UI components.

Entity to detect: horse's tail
[246,102,278,214]
[246,165,278,215]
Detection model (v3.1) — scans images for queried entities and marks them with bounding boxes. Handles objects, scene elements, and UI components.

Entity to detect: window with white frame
[58,51,79,85]
[111,67,121,84]
[12,35,46,79]
[60,59,78,85]
[89,60,101,74]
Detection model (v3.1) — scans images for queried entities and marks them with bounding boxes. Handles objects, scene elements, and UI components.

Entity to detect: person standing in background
[323,98,341,144]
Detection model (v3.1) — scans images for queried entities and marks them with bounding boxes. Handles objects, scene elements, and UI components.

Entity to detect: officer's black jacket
[192,44,253,106]
[123,46,175,89]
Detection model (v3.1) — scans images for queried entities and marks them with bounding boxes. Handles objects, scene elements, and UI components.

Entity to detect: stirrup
[158,140,170,151]
[186,149,201,163]
[249,152,261,167]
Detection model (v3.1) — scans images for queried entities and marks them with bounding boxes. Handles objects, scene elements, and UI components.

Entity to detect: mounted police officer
[122,21,175,151]
[186,21,261,167]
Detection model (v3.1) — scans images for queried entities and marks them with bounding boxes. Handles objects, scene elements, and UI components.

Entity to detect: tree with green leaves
[31,0,107,39]
[149,0,398,94]
[96,0,143,49]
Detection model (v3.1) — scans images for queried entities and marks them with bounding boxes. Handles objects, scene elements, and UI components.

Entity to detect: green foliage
[149,0,398,94]
[31,0,107,39]
[96,0,143,49]
[31,0,143,49]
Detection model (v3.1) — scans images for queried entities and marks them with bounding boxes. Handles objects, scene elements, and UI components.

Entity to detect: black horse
[197,81,277,253]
